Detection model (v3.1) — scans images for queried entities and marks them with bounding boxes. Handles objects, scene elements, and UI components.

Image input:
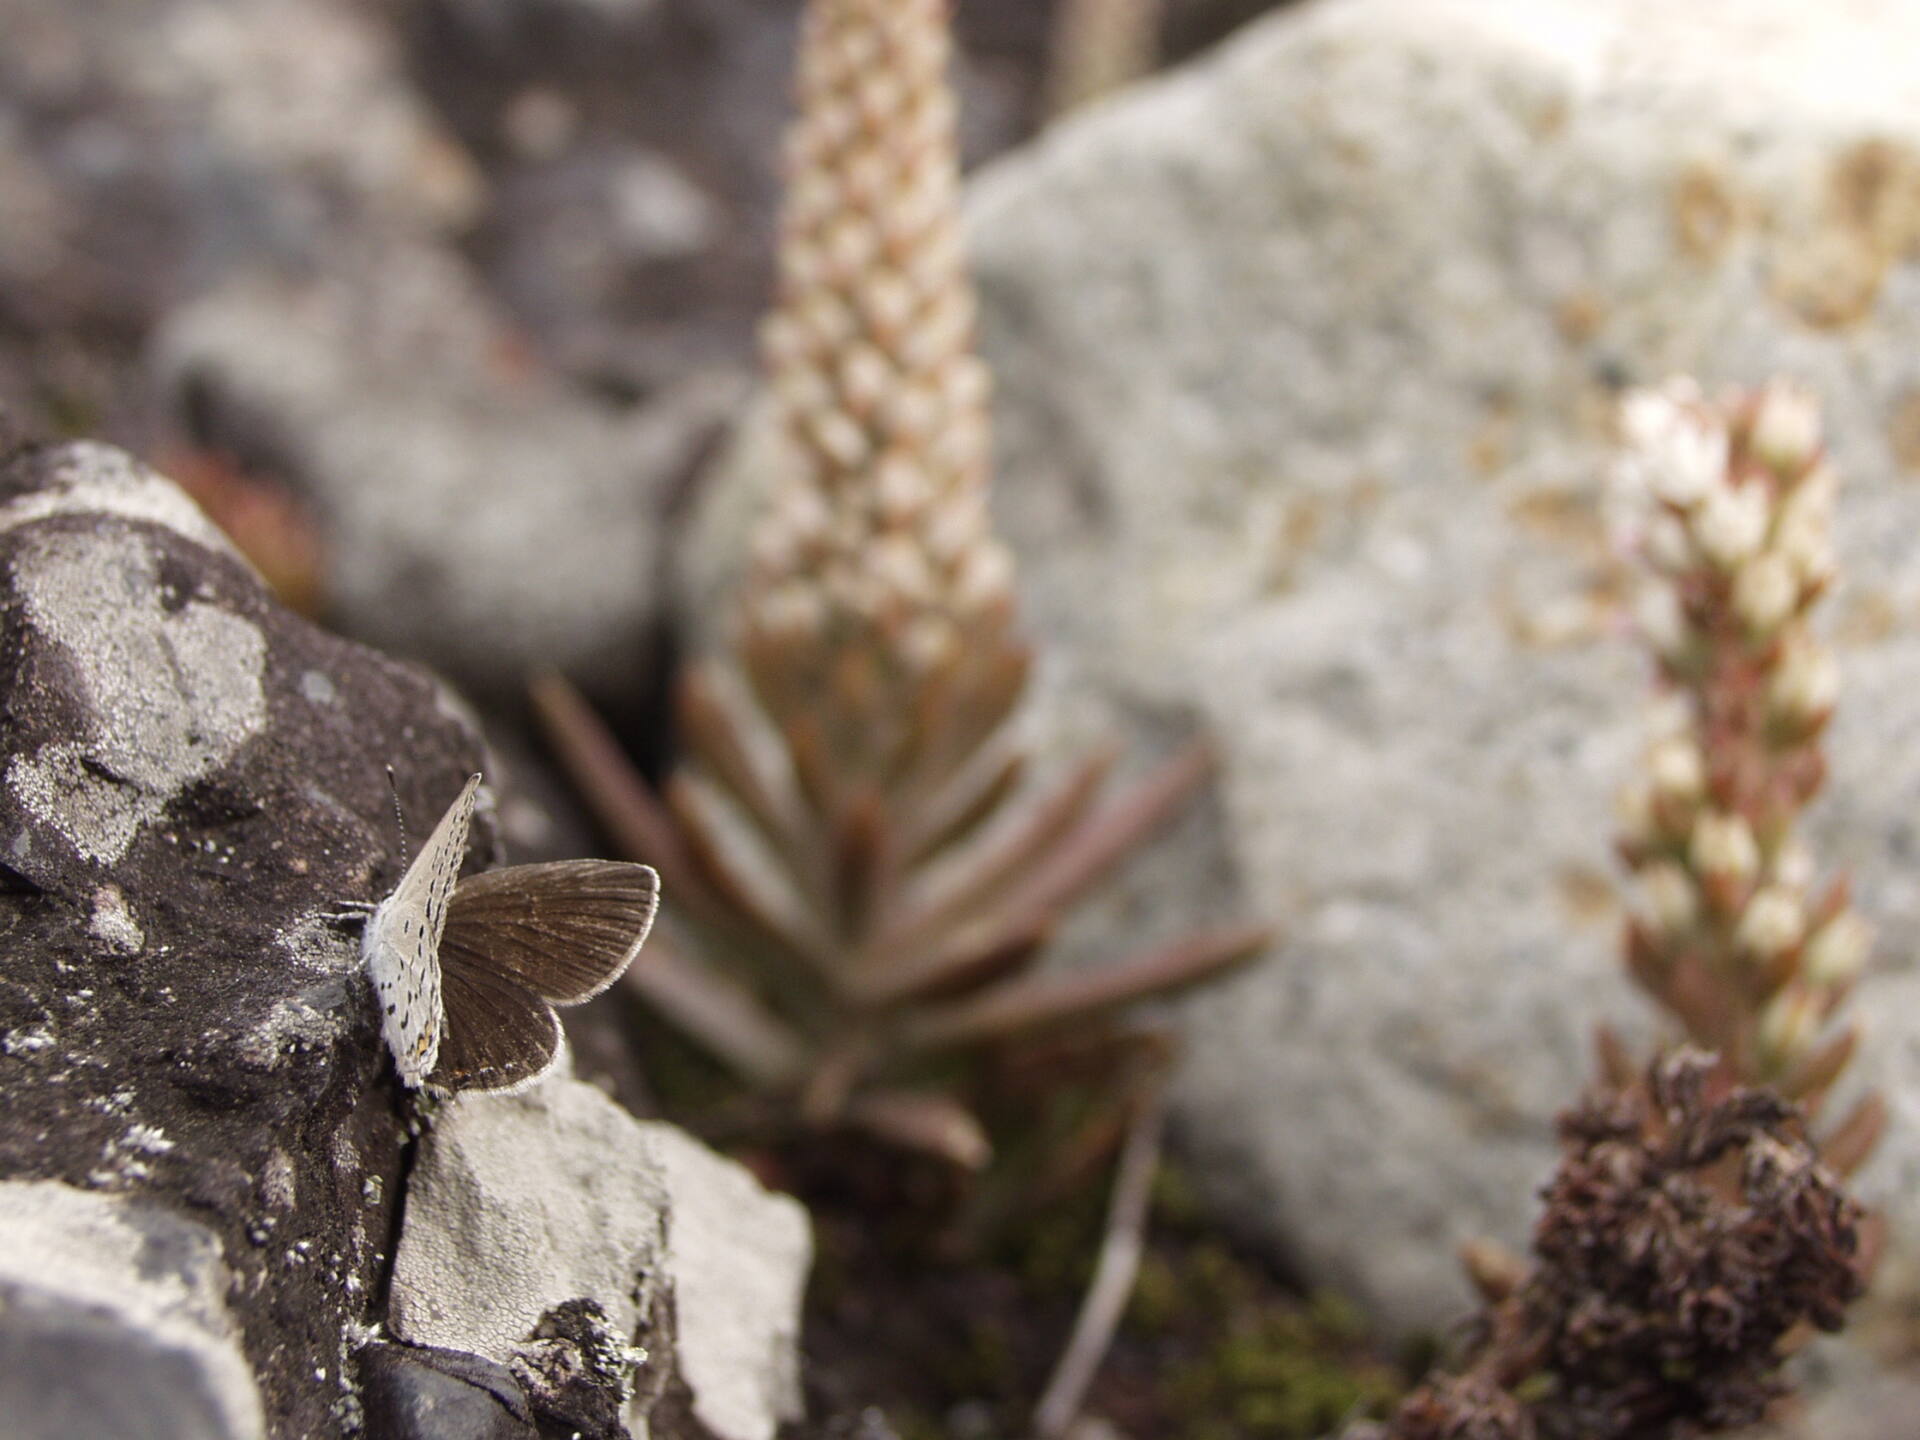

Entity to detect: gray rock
[681,0,1920,1341]
[390,1074,809,1440]
[0,0,475,340]
[0,1180,263,1440]
[0,436,494,1435]
[155,251,740,706]
[646,1123,810,1440]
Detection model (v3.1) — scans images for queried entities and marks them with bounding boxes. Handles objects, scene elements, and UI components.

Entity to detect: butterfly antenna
[385,765,410,866]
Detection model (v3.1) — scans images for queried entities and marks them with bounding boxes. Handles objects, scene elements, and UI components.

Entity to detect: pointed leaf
[530,669,734,925]
[783,712,839,821]
[830,788,890,942]
[678,667,804,872]
[1593,1024,1637,1090]
[1778,1027,1858,1107]
[870,748,1115,969]
[1818,1091,1887,1178]
[843,1089,992,1169]
[1459,1238,1528,1305]
[626,931,807,1089]
[903,645,1032,800]
[903,746,1027,869]
[851,914,1051,1008]
[903,924,1270,1052]
[664,775,841,981]
[993,738,1216,933]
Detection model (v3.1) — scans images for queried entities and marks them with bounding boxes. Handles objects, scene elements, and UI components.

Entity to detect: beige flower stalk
[1610,377,1882,1175]
[750,0,1016,790]
[535,0,1262,1179]
[1046,0,1162,117]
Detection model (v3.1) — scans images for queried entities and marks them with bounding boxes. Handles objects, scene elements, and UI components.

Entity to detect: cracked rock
[390,1074,810,1440]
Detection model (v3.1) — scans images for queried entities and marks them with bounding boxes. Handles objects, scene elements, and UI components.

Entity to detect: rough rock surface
[0,1180,264,1440]
[684,0,1920,1339]
[391,1072,810,1440]
[0,437,493,1435]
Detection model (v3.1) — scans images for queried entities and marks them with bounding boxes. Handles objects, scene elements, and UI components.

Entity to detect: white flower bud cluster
[1614,379,1838,656]
[742,0,1022,721]
[1614,379,1871,1082]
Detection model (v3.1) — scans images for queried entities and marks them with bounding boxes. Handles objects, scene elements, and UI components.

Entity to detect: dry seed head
[1772,835,1816,891]
[1619,380,1725,507]
[1632,584,1689,663]
[1648,735,1706,809]
[1645,513,1696,574]
[1615,780,1657,848]
[1769,638,1840,730]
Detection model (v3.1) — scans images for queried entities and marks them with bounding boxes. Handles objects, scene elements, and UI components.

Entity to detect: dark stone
[508,1299,640,1440]
[359,1341,539,1440]
[0,440,498,1438]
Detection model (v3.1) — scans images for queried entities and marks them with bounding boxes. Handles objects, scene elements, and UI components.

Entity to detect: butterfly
[358,773,659,1094]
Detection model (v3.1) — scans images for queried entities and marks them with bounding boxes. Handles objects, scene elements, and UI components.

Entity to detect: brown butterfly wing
[427,952,562,1094]
[440,861,659,1005]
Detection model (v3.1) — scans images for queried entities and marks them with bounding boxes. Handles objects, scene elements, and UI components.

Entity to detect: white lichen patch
[90,1123,175,1188]
[299,669,338,705]
[0,443,246,562]
[4,526,267,866]
[276,912,359,976]
[124,1123,175,1157]
[1,1024,55,1058]
[88,883,145,955]
[235,995,345,1070]
[261,1150,297,1211]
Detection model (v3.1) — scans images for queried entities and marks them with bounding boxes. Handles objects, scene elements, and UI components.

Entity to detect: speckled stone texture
[391,1075,810,1440]
[0,437,492,1436]
[683,0,1920,1344]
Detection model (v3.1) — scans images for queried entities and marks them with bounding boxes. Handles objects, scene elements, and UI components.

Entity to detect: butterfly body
[360,774,659,1094]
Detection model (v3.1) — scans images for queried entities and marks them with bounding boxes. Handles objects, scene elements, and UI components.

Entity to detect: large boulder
[684,0,1920,1337]
[0,438,811,1437]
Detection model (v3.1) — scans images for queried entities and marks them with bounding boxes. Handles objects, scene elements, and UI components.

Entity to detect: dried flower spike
[1387,1052,1865,1440]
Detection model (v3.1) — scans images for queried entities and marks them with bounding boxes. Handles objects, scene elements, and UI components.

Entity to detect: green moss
[1159,1271,1402,1437]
